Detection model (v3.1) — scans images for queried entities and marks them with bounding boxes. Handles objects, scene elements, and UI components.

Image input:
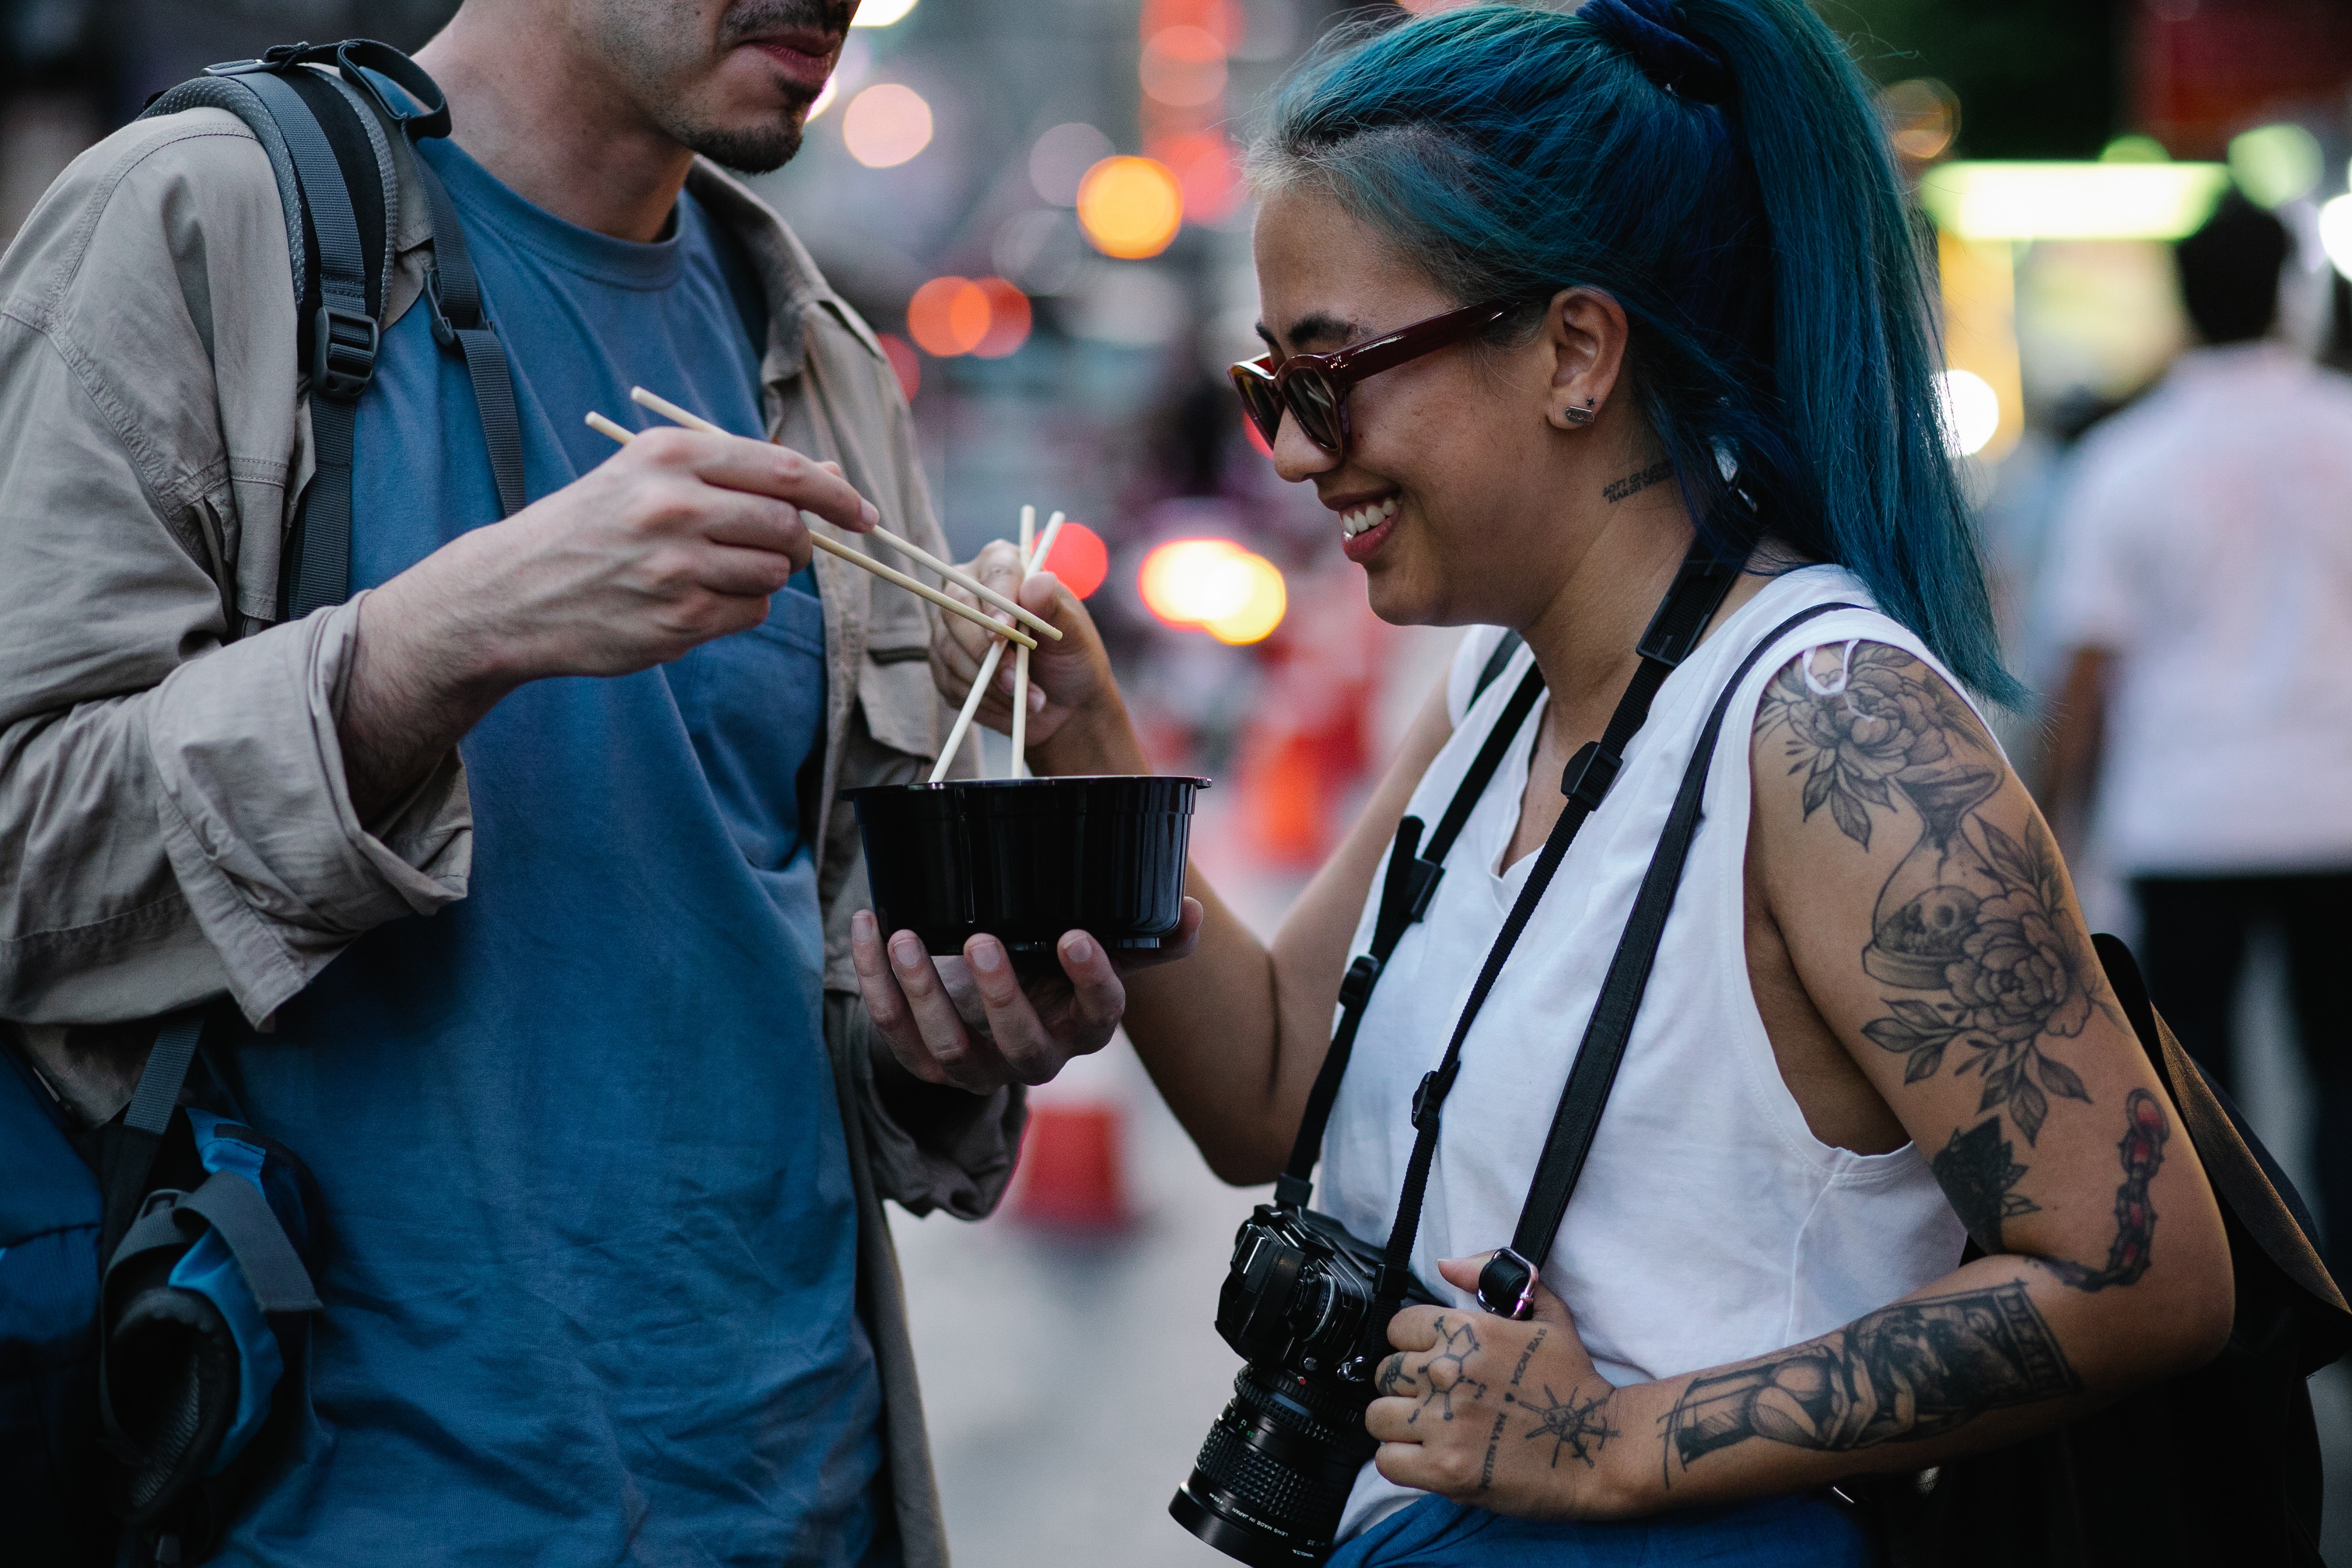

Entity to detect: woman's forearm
[1593,1250,2229,1515]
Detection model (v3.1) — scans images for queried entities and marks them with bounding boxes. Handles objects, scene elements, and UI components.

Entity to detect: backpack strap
[1471,602,1855,1318]
[140,41,527,627]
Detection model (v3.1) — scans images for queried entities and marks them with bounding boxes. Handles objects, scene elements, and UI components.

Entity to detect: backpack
[0,40,523,1567]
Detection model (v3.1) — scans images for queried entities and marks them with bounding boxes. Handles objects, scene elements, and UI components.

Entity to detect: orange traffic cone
[1013,1101,1131,1229]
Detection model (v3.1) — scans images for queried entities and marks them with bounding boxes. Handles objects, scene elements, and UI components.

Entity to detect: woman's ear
[1541,287,1630,433]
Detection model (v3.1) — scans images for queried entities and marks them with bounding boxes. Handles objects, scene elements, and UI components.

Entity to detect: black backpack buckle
[311,304,378,401]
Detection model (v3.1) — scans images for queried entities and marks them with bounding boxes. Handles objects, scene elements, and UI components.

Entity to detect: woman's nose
[1270,410,1341,483]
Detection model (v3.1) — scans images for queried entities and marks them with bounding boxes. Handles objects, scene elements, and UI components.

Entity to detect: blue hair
[1252,0,2022,706]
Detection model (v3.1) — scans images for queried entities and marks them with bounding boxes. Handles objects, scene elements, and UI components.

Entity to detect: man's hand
[1365,1255,1651,1521]
[848,904,1204,1094]
[342,428,876,816]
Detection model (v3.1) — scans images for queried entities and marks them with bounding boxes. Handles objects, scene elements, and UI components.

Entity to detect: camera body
[1170,1204,1437,1567]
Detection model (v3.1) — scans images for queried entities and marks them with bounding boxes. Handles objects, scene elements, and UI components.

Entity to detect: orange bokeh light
[1148,129,1242,224]
[1076,156,1184,260]
[905,276,1031,359]
[1141,25,1227,108]
[876,331,921,400]
[1033,520,1109,599]
[1138,538,1287,644]
[1141,0,1240,47]
[971,278,1033,358]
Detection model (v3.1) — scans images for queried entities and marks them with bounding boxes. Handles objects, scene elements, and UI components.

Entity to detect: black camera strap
[1465,600,1854,1322]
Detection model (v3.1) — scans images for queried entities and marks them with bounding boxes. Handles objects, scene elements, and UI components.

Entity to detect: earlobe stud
[1565,395,1597,427]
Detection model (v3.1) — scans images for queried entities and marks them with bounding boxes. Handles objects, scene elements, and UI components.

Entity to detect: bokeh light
[1076,157,1184,259]
[1029,122,1115,207]
[1934,368,2002,457]
[1877,78,1959,163]
[904,277,1031,359]
[1141,25,1227,108]
[2319,195,2352,281]
[1033,521,1110,599]
[850,0,918,27]
[971,278,1033,358]
[1141,0,1239,46]
[1149,130,1243,224]
[875,332,920,401]
[906,277,988,356]
[1138,539,1287,644]
[2228,123,2323,210]
[842,83,932,168]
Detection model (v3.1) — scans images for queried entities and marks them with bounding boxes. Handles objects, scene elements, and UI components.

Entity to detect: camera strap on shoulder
[1467,601,1854,1321]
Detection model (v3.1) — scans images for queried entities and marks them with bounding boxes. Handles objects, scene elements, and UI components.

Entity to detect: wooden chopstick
[1009,507,1034,780]
[626,388,1060,643]
[582,411,1036,651]
[931,507,1066,783]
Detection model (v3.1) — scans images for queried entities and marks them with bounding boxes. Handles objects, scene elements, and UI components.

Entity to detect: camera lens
[1169,1365,1377,1567]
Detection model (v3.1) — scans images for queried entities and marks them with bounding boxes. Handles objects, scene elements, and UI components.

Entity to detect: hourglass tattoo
[1758,643,2119,1145]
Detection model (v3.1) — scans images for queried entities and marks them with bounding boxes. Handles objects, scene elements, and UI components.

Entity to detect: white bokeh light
[841,83,932,169]
[850,0,917,27]
[2320,194,2352,282]
[1934,368,2002,458]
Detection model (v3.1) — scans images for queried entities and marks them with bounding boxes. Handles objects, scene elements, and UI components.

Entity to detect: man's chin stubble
[670,109,806,175]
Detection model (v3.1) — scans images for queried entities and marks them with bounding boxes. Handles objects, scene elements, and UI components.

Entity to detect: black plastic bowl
[843,775,1208,968]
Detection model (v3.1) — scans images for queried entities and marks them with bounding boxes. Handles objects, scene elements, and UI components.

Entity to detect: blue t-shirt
[215,137,882,1567]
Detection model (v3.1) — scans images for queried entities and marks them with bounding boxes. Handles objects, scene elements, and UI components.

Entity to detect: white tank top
[1323,566,1969,1538]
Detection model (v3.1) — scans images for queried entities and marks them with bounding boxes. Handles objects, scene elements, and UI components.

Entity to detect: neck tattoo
[1602,460,1673,504]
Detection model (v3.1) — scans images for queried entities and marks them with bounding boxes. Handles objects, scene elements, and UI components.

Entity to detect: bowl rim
[840,773,1211,800]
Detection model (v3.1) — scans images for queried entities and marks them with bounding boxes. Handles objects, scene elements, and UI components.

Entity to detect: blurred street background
[8,0,2352,1560]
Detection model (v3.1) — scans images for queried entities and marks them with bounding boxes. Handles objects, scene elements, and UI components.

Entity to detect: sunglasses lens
[1285,371,1344,452]
[1231,368,1286,447]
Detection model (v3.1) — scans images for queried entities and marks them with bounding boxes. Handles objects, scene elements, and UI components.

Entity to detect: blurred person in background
[2039,191,2352,1285]
[858,2,2233,1562]
[0,0,1029,1563]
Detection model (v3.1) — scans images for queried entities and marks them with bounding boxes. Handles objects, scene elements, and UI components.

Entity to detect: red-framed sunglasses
[1230,300,1518,455]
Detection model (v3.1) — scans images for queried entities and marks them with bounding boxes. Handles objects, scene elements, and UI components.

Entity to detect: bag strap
[142,41,526,627]
[98,1010,209,1260]
[1469,602,1855,1318]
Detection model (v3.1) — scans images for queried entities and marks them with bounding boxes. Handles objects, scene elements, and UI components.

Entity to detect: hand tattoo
[2039,1089,2168,1292]
[1517,1384,1619,1469]
[1375,1354,1419,1399]
[1407,1316,1487,1426]
[1760,644,2119,1144]
[1661,1283,2079,1478]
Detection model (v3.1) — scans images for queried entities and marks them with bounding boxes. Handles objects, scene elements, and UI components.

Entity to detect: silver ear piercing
[1566,396,1597,427]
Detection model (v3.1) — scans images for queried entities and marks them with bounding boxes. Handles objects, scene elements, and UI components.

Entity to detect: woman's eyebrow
[1260,311,1356,353]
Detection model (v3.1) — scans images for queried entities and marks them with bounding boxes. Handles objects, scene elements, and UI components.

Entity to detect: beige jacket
[0,100,1013,1568]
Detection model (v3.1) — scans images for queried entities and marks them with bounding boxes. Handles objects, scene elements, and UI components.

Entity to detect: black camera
[1169,1203,1436,1567]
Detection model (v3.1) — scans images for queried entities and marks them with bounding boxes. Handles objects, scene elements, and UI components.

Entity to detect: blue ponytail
[1251,0,2023,706]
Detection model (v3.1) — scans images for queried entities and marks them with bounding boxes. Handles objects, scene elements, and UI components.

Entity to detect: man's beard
[612,0,854,174]
[668,101,810,175]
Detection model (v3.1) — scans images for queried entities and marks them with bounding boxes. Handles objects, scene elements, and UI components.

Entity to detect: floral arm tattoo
[1758,642,2156,1290]
[1757,642,2121,1147]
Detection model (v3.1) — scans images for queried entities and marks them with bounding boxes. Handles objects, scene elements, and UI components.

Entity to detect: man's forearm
[341,573,518,821]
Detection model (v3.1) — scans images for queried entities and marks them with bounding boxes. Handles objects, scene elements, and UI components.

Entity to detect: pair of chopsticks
[585,388,1058,653]
[931,505,1064,783]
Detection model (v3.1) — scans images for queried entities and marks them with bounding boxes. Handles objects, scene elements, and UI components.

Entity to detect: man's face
[589,0,857,173]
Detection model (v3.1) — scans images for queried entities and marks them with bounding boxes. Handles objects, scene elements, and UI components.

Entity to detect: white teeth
[1340,496,1399,539]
